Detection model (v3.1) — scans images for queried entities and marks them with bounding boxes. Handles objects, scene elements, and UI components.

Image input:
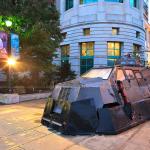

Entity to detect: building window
[130,0,139,8]
[112,28,119,35]
[105,0,123,3]
[107,42,122,66]
[61,45,70,65]
[133,44,141,58]
[83,28,90,36]
[80,0,98,4]
[66,0,73,11]
[80,42,94,74]
[62,32,67,39]
[136,31,140,38]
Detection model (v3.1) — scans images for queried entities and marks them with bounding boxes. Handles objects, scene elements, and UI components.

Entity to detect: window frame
[61,45,70,65]
[80,0,98,5]
[112,27,119,35]
[107,42,122,66]
[65,0,73,11]
[80,42,94,74]
[125,69,135,80]
[105,0,123,3]
[83,28,91,36]
[136,31,140,38]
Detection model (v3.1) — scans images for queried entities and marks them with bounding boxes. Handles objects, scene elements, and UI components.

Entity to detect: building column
[74,0,79,7]
[124,0,130,8]
[149,1,150,24]
[124,0,132,24]
[60,0,65,15]
[97,0,105,21]
[139,0,144,22]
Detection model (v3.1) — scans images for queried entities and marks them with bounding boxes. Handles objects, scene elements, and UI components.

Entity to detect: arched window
[66,0,73,10]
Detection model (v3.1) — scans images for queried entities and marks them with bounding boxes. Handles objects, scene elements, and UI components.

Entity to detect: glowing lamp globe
[5,20,12,27]
[7,58,16,66]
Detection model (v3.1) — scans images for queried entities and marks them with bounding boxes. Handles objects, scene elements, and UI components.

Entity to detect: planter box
[0,94,19,104]
[0,92,51,104]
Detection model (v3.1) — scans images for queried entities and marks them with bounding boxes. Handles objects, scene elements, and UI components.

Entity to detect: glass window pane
[105,0,123,3]
[87,58,93,66]
[80,42,94,74]
[82,68,112,79]
[108,42,114,49]
[115,50,120,56]
[112,28,119,35]
[80,66,87,74]
[115,42,120,49]
[81,50,86,56]
[108,50,114,56]
[66,0,73,10]
[61,45,70,57]
[125,70,135,79]
[108,59,115,66]
[80,0,98,4]
[82,43,86,49]
[81,59,86,66]
[135,72,142,79]
[117,69,125,81]
[87,42,94,49]
[130,0,139,8]
[83,28,90,36]
[87,50,94,56]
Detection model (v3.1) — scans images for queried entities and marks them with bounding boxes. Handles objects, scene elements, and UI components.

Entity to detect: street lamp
[5,20,12,27]
[7,57,16,93]
[7,57,16,66]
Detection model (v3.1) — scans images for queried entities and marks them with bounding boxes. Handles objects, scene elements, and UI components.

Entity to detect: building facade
[55,0,150,75]
[144,0,150,65]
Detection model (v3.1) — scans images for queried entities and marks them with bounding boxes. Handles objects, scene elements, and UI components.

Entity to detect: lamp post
[5,19,13,93]
[7,57,16,93]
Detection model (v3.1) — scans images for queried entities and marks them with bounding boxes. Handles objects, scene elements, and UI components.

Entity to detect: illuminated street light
[7,57,16,93]
[7,57,16,66]
[5,20,12,27]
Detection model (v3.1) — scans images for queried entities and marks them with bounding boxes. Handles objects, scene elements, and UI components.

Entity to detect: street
[0,99,150,150]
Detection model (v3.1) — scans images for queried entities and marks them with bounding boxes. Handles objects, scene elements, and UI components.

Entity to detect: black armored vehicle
[41,55,150,135]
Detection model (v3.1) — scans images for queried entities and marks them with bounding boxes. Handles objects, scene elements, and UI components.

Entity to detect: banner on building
[0,32,8,59]
[11,33,20,59]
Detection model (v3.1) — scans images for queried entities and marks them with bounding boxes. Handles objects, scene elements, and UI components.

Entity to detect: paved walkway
[0,100,149,150]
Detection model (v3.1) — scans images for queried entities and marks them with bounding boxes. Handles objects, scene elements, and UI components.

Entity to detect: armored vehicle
[41,55,150,135]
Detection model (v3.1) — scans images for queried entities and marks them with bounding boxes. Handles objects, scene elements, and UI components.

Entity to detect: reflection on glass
[108,42,114,49]
[117,69,125,81]
[125,70,135,79]
[115,43,120,49]
[108,50,114,56]
[80,0,98,4]
[115,50,120,56]
[112,28,119,35]
[82,50,86,56]
[135,72,142,79]
[83,28,90,36]
[61,45,70,57]
[82,68,112,79]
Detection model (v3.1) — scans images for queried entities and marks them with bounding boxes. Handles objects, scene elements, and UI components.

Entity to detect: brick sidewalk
[0,100,149,150]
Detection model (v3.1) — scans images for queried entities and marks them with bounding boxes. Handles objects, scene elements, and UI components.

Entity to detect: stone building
[55,0,150,75]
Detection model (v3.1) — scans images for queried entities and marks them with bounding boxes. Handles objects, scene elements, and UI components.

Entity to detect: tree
[56,62,76,83]
[0,0,62,88]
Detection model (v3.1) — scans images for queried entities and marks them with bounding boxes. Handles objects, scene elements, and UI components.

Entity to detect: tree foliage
[0,0,63,87]
[56,62,76,82]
